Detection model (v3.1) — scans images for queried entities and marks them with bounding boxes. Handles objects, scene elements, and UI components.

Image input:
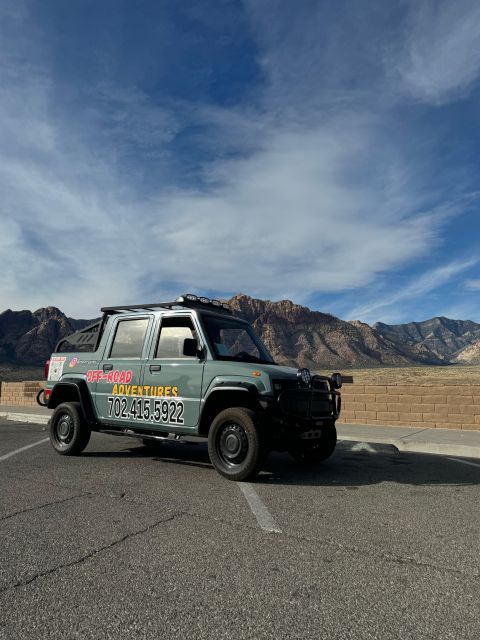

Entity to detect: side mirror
[331,373,342,389]
[183,338,200,357]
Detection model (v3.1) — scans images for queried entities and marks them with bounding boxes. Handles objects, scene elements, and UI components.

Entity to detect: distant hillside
[452,340,480,365]
[374,317,480,364]
[1,297,479,369]
[228,295,421,368]
[0,307,93,365]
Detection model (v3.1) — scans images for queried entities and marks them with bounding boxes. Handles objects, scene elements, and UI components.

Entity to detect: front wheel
[50,402,91,455]
[289,426,337,464]
[208,407,266,481]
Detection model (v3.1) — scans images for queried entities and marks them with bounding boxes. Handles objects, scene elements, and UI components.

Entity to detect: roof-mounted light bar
[101,295,231,315]
[176,294,230,311]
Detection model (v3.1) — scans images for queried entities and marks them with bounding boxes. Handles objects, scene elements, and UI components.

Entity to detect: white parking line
[446,457,480,469]
[0,438,49,462]
[237,482,282,534]
[350,442,376,453]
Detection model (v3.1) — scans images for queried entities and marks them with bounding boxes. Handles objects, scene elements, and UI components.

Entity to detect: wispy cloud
[347,259,479,323]
[398,0,480,104]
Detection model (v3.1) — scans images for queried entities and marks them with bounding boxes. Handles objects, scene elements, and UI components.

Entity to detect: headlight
[331,372,342,389]
[297,368,312,388]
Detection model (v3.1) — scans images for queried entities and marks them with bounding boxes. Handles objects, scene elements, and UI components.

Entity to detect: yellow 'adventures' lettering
[111,384,181,397]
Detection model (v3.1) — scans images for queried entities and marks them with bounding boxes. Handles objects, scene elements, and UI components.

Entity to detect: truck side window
[156,317,196,359]
[109,318,149,358]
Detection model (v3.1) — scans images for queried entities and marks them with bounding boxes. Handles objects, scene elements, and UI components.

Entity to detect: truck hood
[207,361,300,379]
[254,364,300,379]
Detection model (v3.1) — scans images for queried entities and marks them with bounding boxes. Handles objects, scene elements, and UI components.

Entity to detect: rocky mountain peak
[1,297,480,368]
[228,295,416,369]
[0,307,77,365]
[33,306,66,322]
[348,320,369,328]
[229,294,336,326]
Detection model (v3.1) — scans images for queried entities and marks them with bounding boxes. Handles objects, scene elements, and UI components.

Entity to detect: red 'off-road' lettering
[106,370,134,384]
[86,369,133,384]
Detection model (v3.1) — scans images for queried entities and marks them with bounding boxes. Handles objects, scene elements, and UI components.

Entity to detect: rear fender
[48,379,96,425]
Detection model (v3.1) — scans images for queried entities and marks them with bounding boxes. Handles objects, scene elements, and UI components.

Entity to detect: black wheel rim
[217,422,249,467]
[53,413,74,447]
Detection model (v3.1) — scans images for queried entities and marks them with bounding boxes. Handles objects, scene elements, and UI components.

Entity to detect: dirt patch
[0,365,44,382]
[326,365,480,385]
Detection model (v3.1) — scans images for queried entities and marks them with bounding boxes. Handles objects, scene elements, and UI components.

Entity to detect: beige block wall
[338,383,480,431]
[1,380,480,431]
[0,381,46,407]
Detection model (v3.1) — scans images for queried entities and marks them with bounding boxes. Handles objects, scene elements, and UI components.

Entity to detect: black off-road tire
[208,407,266,481]
[50,402,91,455]
[289,426,337,465]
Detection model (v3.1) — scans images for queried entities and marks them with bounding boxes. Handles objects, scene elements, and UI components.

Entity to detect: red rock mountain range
[1,294,480,368]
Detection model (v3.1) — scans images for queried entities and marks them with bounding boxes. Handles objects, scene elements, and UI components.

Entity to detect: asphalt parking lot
[1,418,479,640]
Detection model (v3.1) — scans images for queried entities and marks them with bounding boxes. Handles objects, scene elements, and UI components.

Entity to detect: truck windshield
[202,315,275,365]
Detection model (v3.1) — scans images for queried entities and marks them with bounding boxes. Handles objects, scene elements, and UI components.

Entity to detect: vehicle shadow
[83,439,480,487]
[259,440,480,487]
[82,440,213,469]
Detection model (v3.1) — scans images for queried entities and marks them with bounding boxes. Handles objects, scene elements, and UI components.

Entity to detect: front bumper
[269,375,341,426]
[278,387,341,421]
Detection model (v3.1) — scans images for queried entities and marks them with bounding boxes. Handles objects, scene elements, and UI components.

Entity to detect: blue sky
[1,0,479,324]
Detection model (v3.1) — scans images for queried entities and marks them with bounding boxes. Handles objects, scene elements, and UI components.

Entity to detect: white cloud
[0,93,461,317]
[465,279,480,291]
[150,119,451,295]
[399,0,480,104]
[0,0,475,320]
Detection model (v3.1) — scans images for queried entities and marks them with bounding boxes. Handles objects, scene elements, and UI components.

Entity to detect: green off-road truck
[39,295,342,480]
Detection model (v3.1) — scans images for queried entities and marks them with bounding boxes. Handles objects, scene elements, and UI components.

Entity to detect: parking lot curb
[337,434,480,461]
[0,411,50,426]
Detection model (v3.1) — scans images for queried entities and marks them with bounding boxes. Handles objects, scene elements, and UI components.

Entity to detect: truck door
[93,315,152,424]
[141,314,205,431]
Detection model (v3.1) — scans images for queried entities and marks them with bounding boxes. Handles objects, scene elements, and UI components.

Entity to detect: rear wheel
[50,402,91,455]
[208,407,266,481]
[289,426,337,464]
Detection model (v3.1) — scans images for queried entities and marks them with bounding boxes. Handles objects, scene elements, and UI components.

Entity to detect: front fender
[203,376,260,402]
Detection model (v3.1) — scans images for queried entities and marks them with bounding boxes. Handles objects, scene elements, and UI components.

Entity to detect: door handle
[103,364,113,372]
[149,365,162,373]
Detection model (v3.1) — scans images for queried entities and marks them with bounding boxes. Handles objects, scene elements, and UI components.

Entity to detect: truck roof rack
[100,294,232,315]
